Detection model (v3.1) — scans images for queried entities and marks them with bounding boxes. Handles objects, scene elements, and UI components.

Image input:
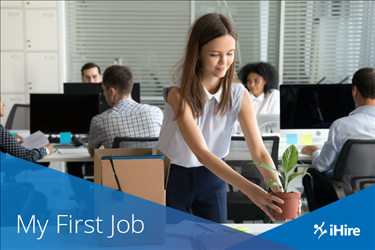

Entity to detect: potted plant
[252,145,311,220]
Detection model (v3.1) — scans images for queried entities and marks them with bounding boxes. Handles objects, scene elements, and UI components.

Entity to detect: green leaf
[251,162,282,178]
[267,179,283,190]
[281,145,299,174]
[285,172,312,192]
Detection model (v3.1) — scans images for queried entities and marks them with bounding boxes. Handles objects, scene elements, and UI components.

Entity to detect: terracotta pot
[271,192,301,220]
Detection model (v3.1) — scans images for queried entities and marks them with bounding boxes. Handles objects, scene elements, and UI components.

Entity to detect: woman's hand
[44,143,54,155]
[243,183,284,221]
[283,199,302,222]
[14,135,23,144]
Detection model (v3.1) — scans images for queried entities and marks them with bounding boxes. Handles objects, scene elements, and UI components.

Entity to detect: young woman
[238,62,279,114]
[155,13,284,223]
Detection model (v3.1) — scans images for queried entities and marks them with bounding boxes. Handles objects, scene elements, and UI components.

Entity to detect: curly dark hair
[238,62,279,96]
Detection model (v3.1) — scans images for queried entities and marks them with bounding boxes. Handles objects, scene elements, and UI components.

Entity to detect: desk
[38,152,92,163]
[8,130,93,163]
[224,223,280,235]
[1,223,280,249]
[5,129,311,163]
[226,134,317,161]
[38,140,315,163]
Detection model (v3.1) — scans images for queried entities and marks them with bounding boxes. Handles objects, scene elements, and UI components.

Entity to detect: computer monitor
[30,94,100,134]
[280,84,355,143]
[64,82,141,111]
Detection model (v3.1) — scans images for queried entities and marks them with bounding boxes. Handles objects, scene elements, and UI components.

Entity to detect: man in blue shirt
[302,68,375,211]
[302,67,375,175]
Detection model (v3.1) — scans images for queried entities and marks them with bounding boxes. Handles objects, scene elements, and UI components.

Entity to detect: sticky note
[286,134,298,145]
[60,132,72,143]
[231,226,251,233]
[301,134,313,145]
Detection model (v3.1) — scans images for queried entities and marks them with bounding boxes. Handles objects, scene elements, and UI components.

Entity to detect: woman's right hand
[44,143,54,155]
[243,183,284,221]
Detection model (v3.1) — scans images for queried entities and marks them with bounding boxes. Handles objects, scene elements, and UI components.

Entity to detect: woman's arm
[167,87,283,220]
[238,90,283,191]
[0,125,47,162]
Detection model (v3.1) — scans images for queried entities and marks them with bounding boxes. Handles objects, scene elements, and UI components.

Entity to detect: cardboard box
[93,148,170,246]
[94,148,170,205]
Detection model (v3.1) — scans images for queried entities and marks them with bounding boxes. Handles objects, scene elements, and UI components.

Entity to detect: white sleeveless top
[155,81,245,167]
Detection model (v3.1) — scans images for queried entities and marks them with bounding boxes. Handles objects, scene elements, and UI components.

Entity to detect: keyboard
[57,148,88,154]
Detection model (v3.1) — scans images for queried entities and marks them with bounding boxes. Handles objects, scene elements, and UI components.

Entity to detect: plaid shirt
[0,125,47,162]
[88,98,163,149]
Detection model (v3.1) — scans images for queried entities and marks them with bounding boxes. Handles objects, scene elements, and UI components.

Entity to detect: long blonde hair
[174,13,238,120]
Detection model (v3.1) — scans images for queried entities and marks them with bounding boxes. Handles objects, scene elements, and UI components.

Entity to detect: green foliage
[252,145,312,193]
[267,179,283,190]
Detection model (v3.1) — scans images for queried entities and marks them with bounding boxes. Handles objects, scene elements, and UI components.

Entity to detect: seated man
[67,62,103,179]
[301,68,375,210]
[301,67,375,174]
[81,62,102,83]
[88,65,163,156]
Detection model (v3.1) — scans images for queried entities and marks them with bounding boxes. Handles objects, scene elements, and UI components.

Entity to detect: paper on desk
[197,233,254,250]
[22,131,49,149]
[166,220,219,239]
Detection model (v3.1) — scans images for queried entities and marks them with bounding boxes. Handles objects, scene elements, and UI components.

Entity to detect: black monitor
[30,94,100,134]
[64,82,141,110]
[280,84,355,129]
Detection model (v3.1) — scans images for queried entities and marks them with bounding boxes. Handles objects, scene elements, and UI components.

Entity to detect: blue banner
[259,184,375,250]
[1,152,373,249]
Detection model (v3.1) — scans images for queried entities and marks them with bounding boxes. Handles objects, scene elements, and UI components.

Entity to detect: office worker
[87,65,163,156]
[66,62,103,178]
[238,62,279,114]
[81,62,102,83]
[155,13,284,223]
[302,67,375,175]
[0,100,53,162]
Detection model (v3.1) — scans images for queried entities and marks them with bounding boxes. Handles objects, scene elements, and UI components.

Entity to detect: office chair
[4,104,50,168]
[303,139,375,212]
[112,137,159,149]
[226,136,279,223]
[1,182,50,226]
[5,104,30,130]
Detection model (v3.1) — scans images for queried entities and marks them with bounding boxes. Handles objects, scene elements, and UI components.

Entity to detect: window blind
[282,1,375,84]
[65,1,190,107]
[194,1,281,76]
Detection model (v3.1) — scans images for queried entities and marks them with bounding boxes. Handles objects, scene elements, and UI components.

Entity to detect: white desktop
[280,128,329,145]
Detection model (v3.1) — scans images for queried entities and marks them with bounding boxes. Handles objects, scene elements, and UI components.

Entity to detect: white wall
[0,0,61,124]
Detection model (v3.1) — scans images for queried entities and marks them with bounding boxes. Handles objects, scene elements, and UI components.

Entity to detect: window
[195,1,281,75]
[282,1,375,84]
[66,1,190,107]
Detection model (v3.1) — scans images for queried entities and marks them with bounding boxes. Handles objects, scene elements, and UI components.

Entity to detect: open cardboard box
[93,148,170,246]
[94,148,170,205]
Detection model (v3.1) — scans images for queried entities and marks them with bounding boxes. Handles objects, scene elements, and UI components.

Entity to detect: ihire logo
[314,222,361,239]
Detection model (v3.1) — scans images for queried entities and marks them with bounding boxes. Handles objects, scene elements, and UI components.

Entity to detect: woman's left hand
[14,135,23,144]
[284,199,302,222]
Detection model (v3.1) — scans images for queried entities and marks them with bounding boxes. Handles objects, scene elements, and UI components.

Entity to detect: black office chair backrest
[112,137,159,149]
[231,136,279,167]
[5,104,30,130]
[229,136,279,189]
[333,139,375,195]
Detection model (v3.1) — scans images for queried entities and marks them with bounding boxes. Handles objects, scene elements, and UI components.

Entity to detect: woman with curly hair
[238,62,279,114]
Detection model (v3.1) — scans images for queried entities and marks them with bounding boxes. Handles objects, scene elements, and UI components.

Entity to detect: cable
[258,121,280,133]
[108,155,122,192]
